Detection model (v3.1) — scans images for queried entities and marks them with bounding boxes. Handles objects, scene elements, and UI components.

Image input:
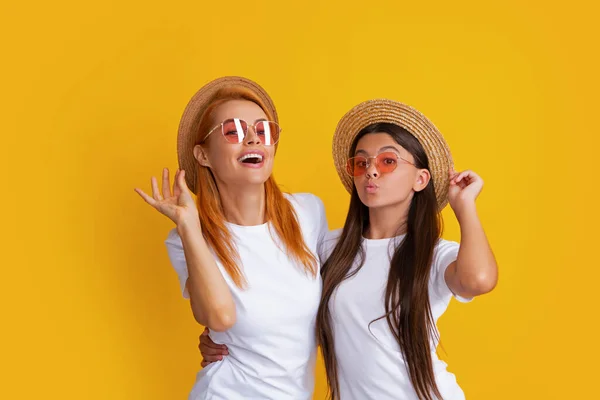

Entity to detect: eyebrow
[355,146,401,156]
[230,117,268,124]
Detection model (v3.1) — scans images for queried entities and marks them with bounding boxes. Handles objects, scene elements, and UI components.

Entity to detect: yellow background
[1,0,598,398]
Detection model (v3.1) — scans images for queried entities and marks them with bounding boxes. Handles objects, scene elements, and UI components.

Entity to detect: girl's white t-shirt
[321,229,470,400]
[166,193,328,400]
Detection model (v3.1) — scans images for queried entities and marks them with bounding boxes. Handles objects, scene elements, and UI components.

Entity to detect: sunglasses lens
[346,153,399,177]
[221,118,247,143]
[376,152,398,173]
[347,157,368,176]
[255,121,280,145]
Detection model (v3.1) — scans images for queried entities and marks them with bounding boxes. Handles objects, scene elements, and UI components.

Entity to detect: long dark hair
[316,123,443,400]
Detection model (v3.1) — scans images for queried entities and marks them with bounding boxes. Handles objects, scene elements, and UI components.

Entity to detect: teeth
[238,153,263,162]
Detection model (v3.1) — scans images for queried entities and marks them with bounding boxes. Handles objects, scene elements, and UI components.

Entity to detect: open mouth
[238,153,264,164]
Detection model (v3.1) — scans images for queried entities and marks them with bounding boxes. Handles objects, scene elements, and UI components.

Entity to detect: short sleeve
[165,228,190,299]
[431,239,472,303]
[318,229,342,265]
[286,193,330,254]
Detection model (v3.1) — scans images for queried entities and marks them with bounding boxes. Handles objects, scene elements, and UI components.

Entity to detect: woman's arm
[178,217,236,331]
[444,170,498,298]
[136,168,236,331]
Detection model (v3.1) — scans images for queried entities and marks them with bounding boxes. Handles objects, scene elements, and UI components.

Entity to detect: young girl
[135,77,328,399]
[200,99,498,400]
[317,99,497,400]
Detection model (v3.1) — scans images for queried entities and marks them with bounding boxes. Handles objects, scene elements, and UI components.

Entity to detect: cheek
[384,172,415,196]
[207,144,238,170]
[352,175,365,190]
[264,148,276,166]
[354,174,365,183]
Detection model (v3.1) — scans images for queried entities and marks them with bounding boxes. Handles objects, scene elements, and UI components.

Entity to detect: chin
[358,192,399,209]
[241,171,272,185]
[357,192,379,208]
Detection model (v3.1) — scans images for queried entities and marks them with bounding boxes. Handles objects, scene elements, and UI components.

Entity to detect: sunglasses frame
[345,151,415,177]
[202,118,281,146]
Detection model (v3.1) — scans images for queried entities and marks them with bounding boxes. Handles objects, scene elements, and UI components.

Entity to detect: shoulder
[433,238,460,261]
[284,192,325,221]
[431,238,472,303]
[324,228,343,244]
[285,192,324,211]
[319,228,343,260]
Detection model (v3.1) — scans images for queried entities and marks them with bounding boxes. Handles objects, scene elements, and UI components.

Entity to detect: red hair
[193,87,317,288]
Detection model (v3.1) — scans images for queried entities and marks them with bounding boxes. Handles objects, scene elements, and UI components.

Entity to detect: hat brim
[177,76,278,193]
[332,99,453,211]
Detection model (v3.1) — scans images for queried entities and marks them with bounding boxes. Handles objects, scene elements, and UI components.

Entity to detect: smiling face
[352,131,431,210]
[193,99,276,187]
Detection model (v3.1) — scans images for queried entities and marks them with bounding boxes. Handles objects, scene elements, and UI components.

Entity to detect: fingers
[454,171,470,183]
[448,169,459,184]
[135,168,190,209]
[448,170,484,199]
[450,170,478,185]
[162,168,172,199]
[134,188,158,207]
[177,169,190,192]
[200,346,226,362]
[151,176,163,201]
[200,341,226,356]
[199,338,228,363]
[173,169,181,197]
[177,170,195,204]
[199,337,228,353]
[198,327,228,359]
[200,341,228,353]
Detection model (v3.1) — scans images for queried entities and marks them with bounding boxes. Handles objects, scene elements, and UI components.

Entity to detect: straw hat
[177,76,278,193]
[332,99,453,210]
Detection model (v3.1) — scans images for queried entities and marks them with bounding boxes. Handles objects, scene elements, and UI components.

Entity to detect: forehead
[211,99,267,124]
[354,132,404,154]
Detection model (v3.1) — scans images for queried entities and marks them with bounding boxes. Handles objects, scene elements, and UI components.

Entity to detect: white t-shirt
[321,229,470,400]
[166,193,328,400]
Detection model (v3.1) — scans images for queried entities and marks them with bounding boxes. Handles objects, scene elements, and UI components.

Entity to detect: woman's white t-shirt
[166,193,328,400]
[321,229,470,400]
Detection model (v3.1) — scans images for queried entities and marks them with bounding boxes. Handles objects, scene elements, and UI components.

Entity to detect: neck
[364,200,410,239]
[216,181,266,226]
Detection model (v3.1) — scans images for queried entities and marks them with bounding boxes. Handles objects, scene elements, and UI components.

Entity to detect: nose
[365,161,379,179]
[245,125,262,146]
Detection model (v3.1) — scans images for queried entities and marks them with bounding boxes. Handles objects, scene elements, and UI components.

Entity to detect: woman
[200,99,498,400]
[135,76,328,399]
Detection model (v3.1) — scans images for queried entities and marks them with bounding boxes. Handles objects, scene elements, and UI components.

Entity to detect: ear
[413,168,431,192]
[193,144,211,168]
